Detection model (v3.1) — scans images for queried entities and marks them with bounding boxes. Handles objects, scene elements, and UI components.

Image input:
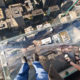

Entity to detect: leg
[33,61,48,80]
[14,57,29,80]
[32,53,48,80]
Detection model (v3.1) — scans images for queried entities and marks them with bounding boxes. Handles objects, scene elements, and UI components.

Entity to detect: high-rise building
[41,0,58,8]
[4,0,13,5]
[13,0,25,3]
[48,0,58,6]
[5,0,25,5]
[41,0,62,8]
[0,0,5,7]
[41,0,48,8]
[24,0,33,12]
[32,9,44,24]
[0,8,5,20]
[8,4,25,27]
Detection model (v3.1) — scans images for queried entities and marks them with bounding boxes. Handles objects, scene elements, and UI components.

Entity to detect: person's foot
[33,53,39,61]
[21,56,27,64]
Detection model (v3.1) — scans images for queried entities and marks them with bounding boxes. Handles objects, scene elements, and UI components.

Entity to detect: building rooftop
[0,21,8,30]
[0,8,4,20]
[9,4,23,18]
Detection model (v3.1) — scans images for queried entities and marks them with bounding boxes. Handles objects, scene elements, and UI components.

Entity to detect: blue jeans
[33,61,48,80]
[14,63,29,80]
[14,61,48,80]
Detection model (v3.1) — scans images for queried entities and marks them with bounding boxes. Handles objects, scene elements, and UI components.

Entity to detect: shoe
[21,56,27,63]
[33,53,39,61]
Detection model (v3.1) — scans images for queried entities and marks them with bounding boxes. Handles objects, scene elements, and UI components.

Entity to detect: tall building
[0,8,5,20]
[24,0,33,12]
[5,0,25,5]
[4,0,13,5]
[41,0,62,8]
[41,0,48,8]
[0,0,5,7]
[13,0,25,3]
[41,0,58,8]
[8,4,25,27]
[48,0,58,6]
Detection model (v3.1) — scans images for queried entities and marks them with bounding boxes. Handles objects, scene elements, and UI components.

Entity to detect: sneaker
[21,56,27,63]
[33,53,39,61]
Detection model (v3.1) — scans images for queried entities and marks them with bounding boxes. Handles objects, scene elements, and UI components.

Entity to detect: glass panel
[0,20,80,80]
